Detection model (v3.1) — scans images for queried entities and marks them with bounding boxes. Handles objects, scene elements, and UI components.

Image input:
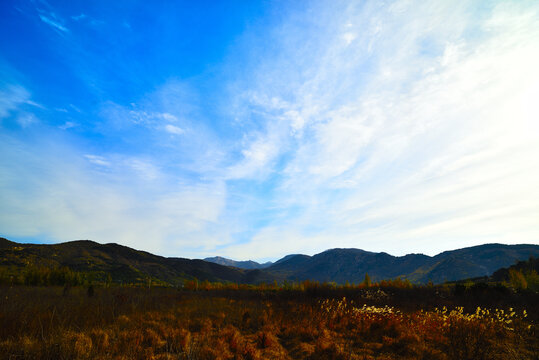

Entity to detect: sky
[1,0,538,261]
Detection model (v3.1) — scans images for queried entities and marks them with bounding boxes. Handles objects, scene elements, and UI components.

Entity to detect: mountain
[491,256,539,283]
[0,237,17,249]
[274,254,310,265]
[408,244,539,283]
[452,255,539,292]
[0,238,273,285]
[266,249,431,283]
[203,256,272,270]
[268,254,313,277]
[265,244,539,284]
[1,237,538,285]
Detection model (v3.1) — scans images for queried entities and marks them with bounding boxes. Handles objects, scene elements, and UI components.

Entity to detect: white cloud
[24,100,45,109]
[0,84,41,128]
[59,121,77,130]
[71,13,87,21]
[104,103,183,130]
[16,112,38,127]
[126,158,160,181]
[0,85,30,118]
[38,13,69,33]
[223,0,539,258]
[160,113,179,122]
[342,32,357,45]
[3,1,539,260]
[164,124,184,135]
[84,154,164,181]
[0,136,228,257]
[225,118,289,180]
[84,154,111,167]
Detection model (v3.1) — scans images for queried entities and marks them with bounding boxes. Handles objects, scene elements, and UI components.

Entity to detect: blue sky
[1,1,538,261]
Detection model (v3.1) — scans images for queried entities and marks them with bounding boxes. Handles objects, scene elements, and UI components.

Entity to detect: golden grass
[0,285,537,359]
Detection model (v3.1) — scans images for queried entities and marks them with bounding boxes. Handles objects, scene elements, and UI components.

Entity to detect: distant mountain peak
[274,254,309,264]
[203,256,273,270]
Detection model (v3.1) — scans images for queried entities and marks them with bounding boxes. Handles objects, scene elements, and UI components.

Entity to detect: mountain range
[0,237,273,285]
[262,244,539,284]
[1,237,538,285]
[203,256,273,270]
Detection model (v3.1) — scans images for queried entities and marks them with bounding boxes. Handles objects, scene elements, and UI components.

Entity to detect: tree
[508,269,527,290]
[363,273,371,287]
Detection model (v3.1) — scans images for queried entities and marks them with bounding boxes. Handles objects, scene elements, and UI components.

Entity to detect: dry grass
[0,285,537,359]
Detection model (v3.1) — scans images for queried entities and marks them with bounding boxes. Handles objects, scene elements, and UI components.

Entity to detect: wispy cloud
[0,134,229,257]
[225,122,285,180]
[59,121,77,130]
[71,13,86,21]
[84,154,111,167]
[24,100,45,109]
[0,85,30,118]
[38,13,69,33]
[100,81,227,177]
[0,84,40,128]
[2,1,538,260]
[160,113,179,122]
[16,112,38,127]
[164,124,184,135]
[220,0,539,258]
[103,103,182,129]
[126,158,161,181]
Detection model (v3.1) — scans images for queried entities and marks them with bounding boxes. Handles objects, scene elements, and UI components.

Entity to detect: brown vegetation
[0,282,537,359]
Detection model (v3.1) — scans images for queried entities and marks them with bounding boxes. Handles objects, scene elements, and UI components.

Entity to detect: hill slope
[266,244,539,284]
[1,237,537,285]
[0,238,273,285]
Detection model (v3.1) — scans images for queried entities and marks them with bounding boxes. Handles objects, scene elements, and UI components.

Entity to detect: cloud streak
[164,124,184,135]
[38,13,69,33]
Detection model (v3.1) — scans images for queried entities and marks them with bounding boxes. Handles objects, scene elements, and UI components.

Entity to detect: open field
[0,284,537,359]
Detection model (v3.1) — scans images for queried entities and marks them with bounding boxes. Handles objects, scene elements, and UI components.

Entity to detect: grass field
[0,284,537,359]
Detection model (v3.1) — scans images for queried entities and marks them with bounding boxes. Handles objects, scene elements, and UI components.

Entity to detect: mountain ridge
[264,243,539,284]
[203,256,273,270]
[0,237,273,285]
[1,237,538,285]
